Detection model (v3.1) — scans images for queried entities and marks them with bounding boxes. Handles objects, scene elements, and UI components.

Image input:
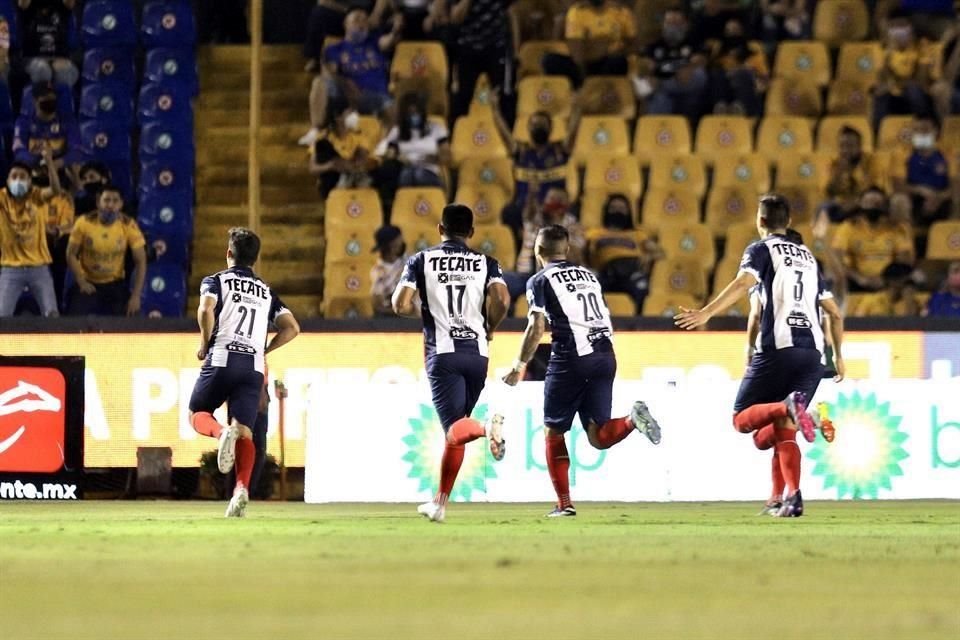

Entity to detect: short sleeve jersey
[68,214,146,284]
[565,1,636,42]
[199,266,291,374]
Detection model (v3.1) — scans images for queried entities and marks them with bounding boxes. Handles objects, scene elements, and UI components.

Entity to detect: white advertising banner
[305,380,960,503]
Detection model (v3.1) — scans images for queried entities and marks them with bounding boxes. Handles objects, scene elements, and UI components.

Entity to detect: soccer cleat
[630,401,662,445]
[546,505,577,518]
[485,413,506,461]
[784,391,816,443]
[417,501,446,523]
[224,486,249,518]
[776,491,804,518]
[758,500,782,516]
[814,402,836,443]
[217,425,240,473]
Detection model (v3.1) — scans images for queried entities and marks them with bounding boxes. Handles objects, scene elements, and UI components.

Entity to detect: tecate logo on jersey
[223,277,270,300]
[428,256,484,272]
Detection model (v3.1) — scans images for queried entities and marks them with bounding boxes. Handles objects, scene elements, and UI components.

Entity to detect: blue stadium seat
[138,158,194,198]
[141,263,186,317]
[139,121,195,164]
[141,1,197,49]
[20,84,75,119]
[82,48,137,88]
[144,48,199,96]
[137,82,192,125]
[137,190,193,239]
[0,0,18,51]
[0,81,14,132]
[82,0,137,49]
[103,159,133,200]
[79,83,134,126]
[80,121,131,161]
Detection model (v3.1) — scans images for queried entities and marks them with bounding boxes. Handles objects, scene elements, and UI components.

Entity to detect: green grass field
[1,501,958,640]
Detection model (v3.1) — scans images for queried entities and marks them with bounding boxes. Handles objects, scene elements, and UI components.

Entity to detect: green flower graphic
[808,392,909,499]
[401,403,498,501]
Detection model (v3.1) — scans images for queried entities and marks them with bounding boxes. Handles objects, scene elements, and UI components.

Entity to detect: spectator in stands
[0,155,61,317]
[371,0,434,40]
[758,0,809,43]
[831,187,915,292]
[12,83,82,176]
[309,98,378,198]
[18,0,78,87]
[924,260,960,316]
[873,15,939,129]
[636,9,710,123]
[891,115,954,223]
[691,0,757,42]
[931,25,960,122]
[876,0,956,40]
[72,161,110,216]
[0,12,10,79]
[541,0,636,89]
[370,224,409,315]
[705,17,767,116]
[31,159,72,311]
[585,193,663,311]
[447,0,512,120]
[849,262,922,316]
[823,126,888,222]
[509,0,564,51]
[65,184,146,316]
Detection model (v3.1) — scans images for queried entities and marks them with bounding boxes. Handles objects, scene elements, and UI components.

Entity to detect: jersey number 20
[577,292,604,321]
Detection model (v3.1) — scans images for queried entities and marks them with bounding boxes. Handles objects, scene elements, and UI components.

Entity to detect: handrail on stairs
[248,0,263,233]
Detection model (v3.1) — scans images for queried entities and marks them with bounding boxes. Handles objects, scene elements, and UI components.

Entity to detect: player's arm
[745,293,761,365]
[196,296,217,360]
[266,312,300,354]
[485,281,509,337]
[502,311,546,386]
[391,284,420,318]
[674,271,756,330]
[126,245,146,316]
[819,297,846,382]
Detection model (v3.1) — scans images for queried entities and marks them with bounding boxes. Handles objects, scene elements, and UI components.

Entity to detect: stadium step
[196,108,308,129]
[198,88,306,111]
[196,184,319,206]
[197,142,305,166]
[201,70,312,92]
[194,204,322,224]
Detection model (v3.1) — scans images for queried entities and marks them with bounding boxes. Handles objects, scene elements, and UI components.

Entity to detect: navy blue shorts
[733,348,824,414]
[426,353,489,430]
[189,366,265,429]
[544,351,617,432]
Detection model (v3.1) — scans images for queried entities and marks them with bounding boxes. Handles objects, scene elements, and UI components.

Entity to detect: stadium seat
[511,114,567,145]
[835,41,883,86]
[391,187,446,228]
[634,115,692,167]
[764,78,822,118]
[404,221,440,252]
[517,41,569,78]
[141,264,186,317]
[453,184,508,226]
[711,153,770,194]
[774,152,829,190]
[572,117,630,166]
[141,1,197,49]
[710,257,751,316]
[138,159,194,198]
[451,113,509,166]
[812,0,869,47]
[136,190,193,240]
[604,293,636,317]
[82,0,138,48]
[777,185,820,225]
[144,48,200,96]
[724,222,761,260]
[640,188,701,233]
[705,185,756,237]
[471,225,516,270]
[324,296,374,319]
[457,157,515,201]
[82,47,138,88]
[0,81,13,139]
[580,76,636,119]
[658,222,716,272]
[583,154,643,201]
[325,188,383,232]
[878,116,915,154]
[826,81,872,116]
[323,261,372,301]
[20,83,75,119]
[138,82,192,125]
[756,116,814,163]
[517,75,574,119]
[139,122,195,167]
[773,41,832,87]
[649,257,707,301]
[81,121,131,161]
[940,116,960,152]
[641,290,700,317]
[391,41,449,85]
[646,153,707,199]
[925,221,960,260]
[324,226,378,266]
[579,189,636,228]
[466,73,495,118]
[80,83,135,126]
[694,116,753,166]
[844,292,870,317]
[816,116,873,152]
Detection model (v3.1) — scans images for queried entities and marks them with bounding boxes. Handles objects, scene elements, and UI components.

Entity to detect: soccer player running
[502,225,662,517]
[188,228,300,518]
[675,195,845,518]
[392,204,511,523]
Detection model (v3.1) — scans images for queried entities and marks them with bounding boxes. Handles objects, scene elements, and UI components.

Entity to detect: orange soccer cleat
[815,402,836,443]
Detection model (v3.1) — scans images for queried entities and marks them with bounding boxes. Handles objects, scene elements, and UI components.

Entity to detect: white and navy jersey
[527,260,614,359]
[739,234,833,355]
[199,266,290,373]
[399,240,505,358]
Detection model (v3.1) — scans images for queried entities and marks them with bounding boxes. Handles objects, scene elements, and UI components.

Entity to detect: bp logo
[808,392,908,499]
[402,403,498,500]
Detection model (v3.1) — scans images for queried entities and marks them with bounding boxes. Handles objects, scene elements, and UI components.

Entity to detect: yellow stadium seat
[641,290,700,317]
[878,116,915,154]
[765,78,823,118]
[812,0,869,47]
[756,116,814,163]
[467,73,494,117]
[816,116,873,152]
[391,187,447,228]
[580,76,636,119]
[635,115,692,167]
[711,153,771,194]
[647,153,707,199]
[835,41,883,87]
[705,185,758,237]
[826,81,872,116]
[604,292,637,317]
[941,116,960,152]
[517,41,570,78]
[777,185,821,226]
[724,222,761,260]
[324,226,378,266]
[404,221,440,253]
[926,221,960,260]
[472,224,517,270]
[775,152,830,190]
[458,157,515,200]
[454,184,509,226]
[694,116,754,166]
[451,114,510,166]
[390,41,449,85]
[325,188,383,231]
[641,188,701,233]
[324,296,374,319]
[649,257,708,301]
[355,116,383,151]
[517,75,574,119]
[658,222,716,272]
[512,114,568,145]
[323,261,372,300]
[844,293,870,317]
[583,154,643,201]
[773,41,832,87]
[572,116,631,166]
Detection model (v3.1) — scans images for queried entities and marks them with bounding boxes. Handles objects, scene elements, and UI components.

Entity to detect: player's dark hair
[758,194,790,230]
[537,224,569,256]
[440,203,473,238]
[228,227,261,267]
[97,183,123,200]
[785,228,804,244]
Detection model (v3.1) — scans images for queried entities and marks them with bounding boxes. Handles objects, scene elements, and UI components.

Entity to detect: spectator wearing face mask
[65,184,146,316]
[541,0,636,89]
[705,17,767,116]
[18,0,79,87]
[636,9,710,123]
[759,0,808,43]
[309,98,378,198]
[924,260,960,317]
[823,126,888,222]
[848,262,922,316]
[72,161,110,216]
[30,159,72,310]
[930,25,960,123]
[370,224,411,315]
[0,154,61,317]
[12,84,82,175]
[873,16,939,129]
[891,115,954,223]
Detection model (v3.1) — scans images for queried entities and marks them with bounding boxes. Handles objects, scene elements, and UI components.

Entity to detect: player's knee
[232,420,254,439]
[584,425,605,449]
